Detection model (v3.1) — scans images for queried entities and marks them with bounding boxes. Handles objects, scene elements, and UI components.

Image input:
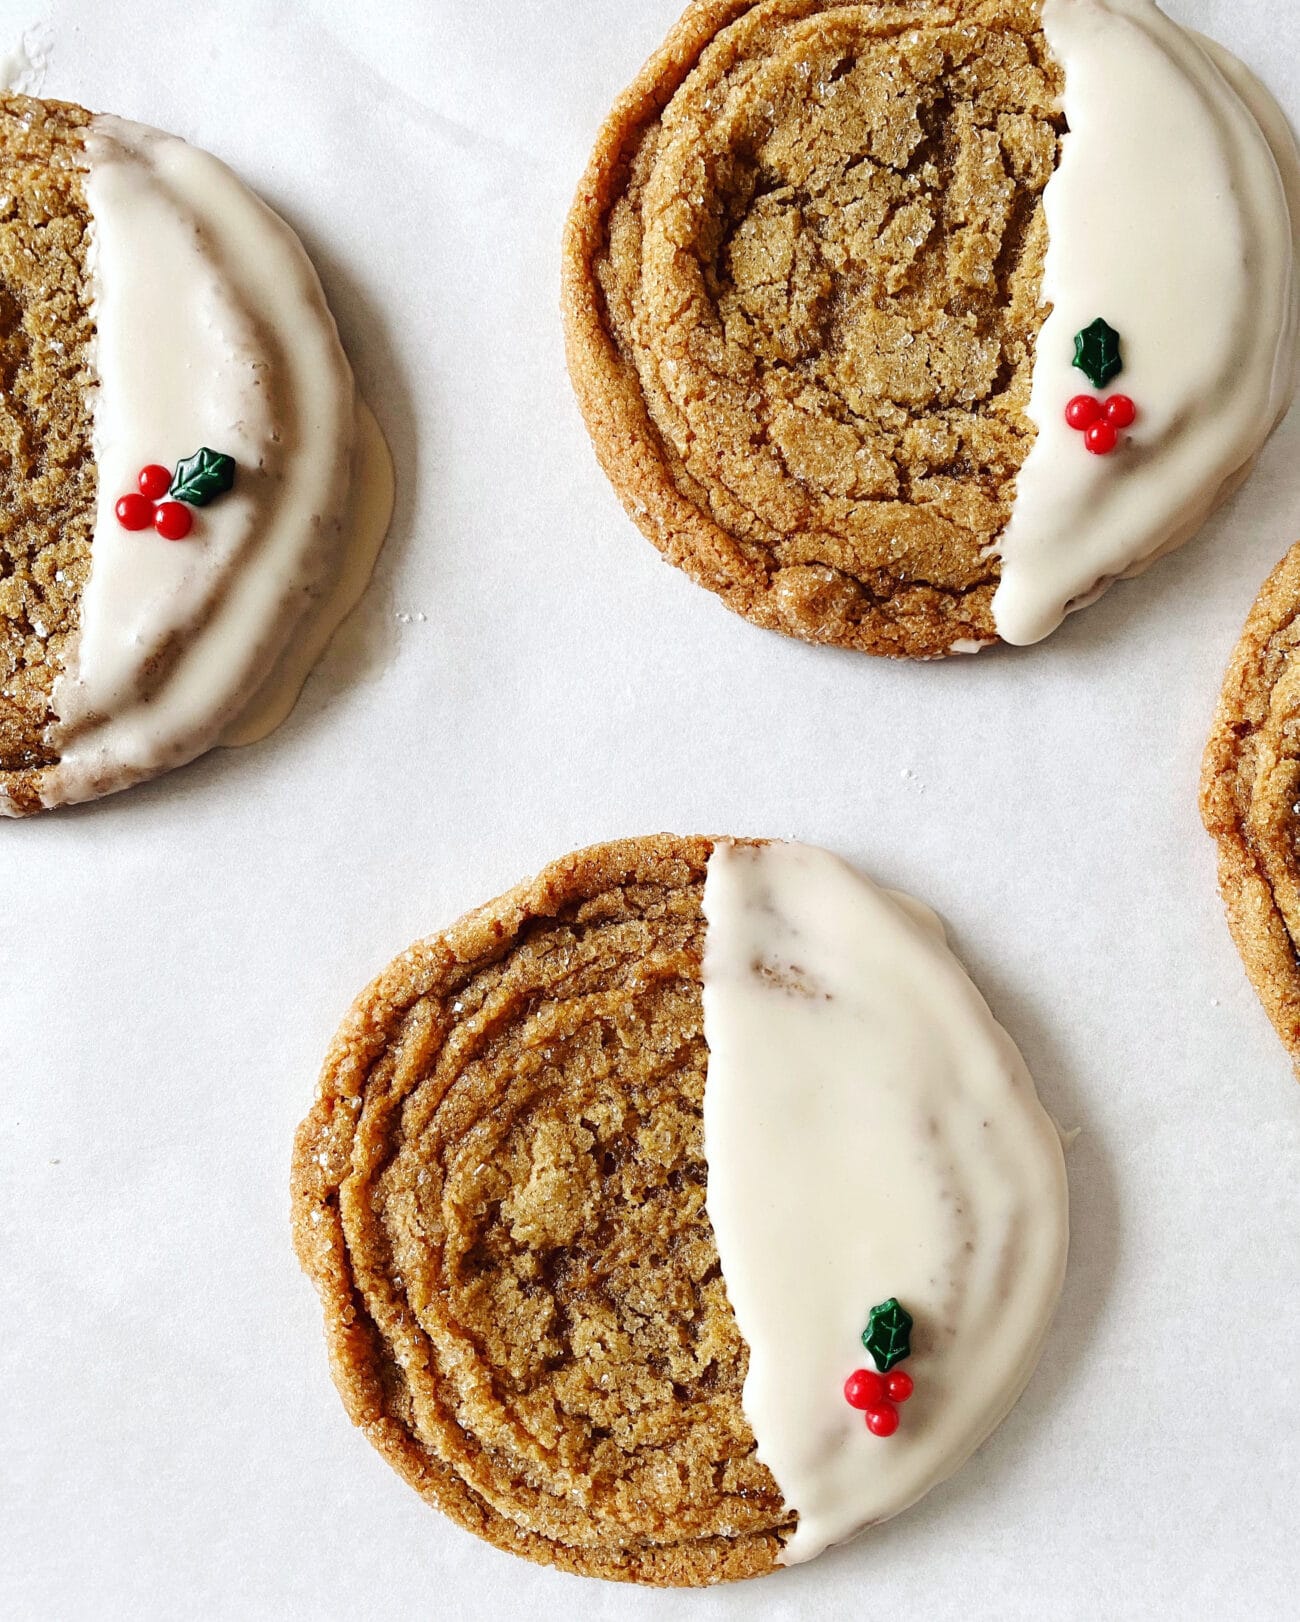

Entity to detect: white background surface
[2,1,1298,1616]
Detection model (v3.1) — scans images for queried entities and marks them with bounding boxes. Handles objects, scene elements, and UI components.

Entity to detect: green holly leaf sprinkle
[1072,318,1123,389]
[862,1297,913,1372]
[170,448,236,508]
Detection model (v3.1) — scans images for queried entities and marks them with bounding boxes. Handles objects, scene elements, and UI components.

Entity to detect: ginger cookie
[562,1,1300,656]
[292,835,1068,1584]
[0,94,392,816]
[1202,541,1300,1071]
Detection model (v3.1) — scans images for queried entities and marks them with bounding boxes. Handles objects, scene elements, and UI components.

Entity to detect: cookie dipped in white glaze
[701,840,1068,1564]
[15,113,392,812]
[991,0,1300,645]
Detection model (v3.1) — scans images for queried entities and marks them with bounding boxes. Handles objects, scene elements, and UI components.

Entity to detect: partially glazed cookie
[1202,542,1300,1070]
[292,835,1068,1584]
[0,95,392,815]
[562,0,1299,656]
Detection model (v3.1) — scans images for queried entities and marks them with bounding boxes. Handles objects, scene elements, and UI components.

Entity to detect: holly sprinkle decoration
[170,447,236,508]
[114,492,153,531]
[153,501,193,541]
[843,1369,887,1411]
[1063,392,1137,457]
[114,449,236,540]
[1073,317,1123,390]
[844,1298,916,1438]
[136,463,171,501]
[862,1296,912,1371]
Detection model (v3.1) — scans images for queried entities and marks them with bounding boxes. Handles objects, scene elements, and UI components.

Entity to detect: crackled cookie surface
[292,835,1068,1584]
[292,836,790,1586]
[1202,542,1300,1070]
[565,0,1063,657]
[0,93,391,815]
[0,97,96,800]
[563,0,1299,655]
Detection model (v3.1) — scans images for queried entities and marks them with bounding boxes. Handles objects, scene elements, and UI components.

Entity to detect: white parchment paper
[2,2,1297,1617]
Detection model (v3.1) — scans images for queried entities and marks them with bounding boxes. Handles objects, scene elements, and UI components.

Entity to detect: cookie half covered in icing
[0,94,392,815]
[562,0,1299,656]
[291,835,1068,1584]
[1202,541,1300,1072]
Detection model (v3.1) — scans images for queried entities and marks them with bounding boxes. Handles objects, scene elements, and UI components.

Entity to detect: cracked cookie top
[563,0,1063,657]
[1202,541,1300,1072]
[291,835,792,1587]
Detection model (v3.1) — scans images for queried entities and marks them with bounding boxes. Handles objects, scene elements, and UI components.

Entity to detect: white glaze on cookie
[992,0,1300,646]
[218,402,395,749]
[34,115,391,809]
[700,841,1068,1564]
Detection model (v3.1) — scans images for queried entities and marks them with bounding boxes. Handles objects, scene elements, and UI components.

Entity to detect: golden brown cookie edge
[1200,540,1300,1071]
[560,0,1014,661]
[290,832,786,1586]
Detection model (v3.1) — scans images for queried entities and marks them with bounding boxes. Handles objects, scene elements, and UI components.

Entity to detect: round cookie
[1201,541,1300,1069]
[293,835,789,1584]
[562,0,1300,655]
[0,93,392,815]
[292,835,1068,1583]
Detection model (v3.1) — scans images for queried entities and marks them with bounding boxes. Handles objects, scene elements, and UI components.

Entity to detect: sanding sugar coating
[1202,538,1300,1072]
[563,0,1067,658]
[0,110,392,814]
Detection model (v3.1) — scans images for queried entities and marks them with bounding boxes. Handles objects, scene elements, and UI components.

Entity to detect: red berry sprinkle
[886,1371,914,1403]
[844,1369,887,1411]
[153,500,194,541]
[1104,394,1136,429]
[865,1404,900,1438]
[115,493,153,531]
[1065,394,1102,431]
[137,463,172,501]
[1084,420,1119,456]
